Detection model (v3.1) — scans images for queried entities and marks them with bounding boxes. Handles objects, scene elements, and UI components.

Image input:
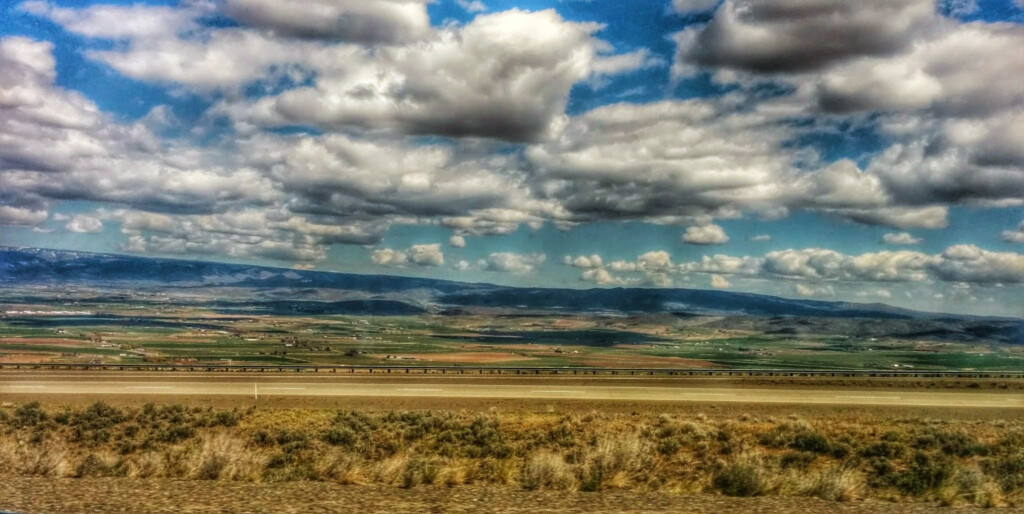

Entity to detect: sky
[0,0,1022,317]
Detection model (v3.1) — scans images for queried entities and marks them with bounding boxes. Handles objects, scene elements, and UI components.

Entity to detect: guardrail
[1,362,1022,379]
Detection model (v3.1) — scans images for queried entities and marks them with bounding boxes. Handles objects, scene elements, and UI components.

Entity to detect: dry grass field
[1,400,1021,510]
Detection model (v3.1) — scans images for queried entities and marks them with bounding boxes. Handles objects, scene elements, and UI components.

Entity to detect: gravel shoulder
[2,477,1011,513]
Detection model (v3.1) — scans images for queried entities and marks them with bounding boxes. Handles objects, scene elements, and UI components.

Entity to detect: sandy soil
[0,338,84,346]
[0,353,58,363]
[372,352,535,363]
[0,477,1002,513]
[580,355,718,367]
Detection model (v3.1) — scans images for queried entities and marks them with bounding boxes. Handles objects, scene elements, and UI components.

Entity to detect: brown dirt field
[462,343,553,351]
[552,318,590,329]
[0,477,994,513]
[373,352,536,363]
[0,338,85,346]
[0,353,57,363]
[7,391,1020,422]
[581,355,718,367]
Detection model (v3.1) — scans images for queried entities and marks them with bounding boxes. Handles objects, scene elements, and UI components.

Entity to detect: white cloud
[931,244,1024,284]
[449,234,466,248]
[836,206,949,230]
[1003,221,1024,243]
[882,232,923,245]
[856,288,893,299]
[456,0,487,13]
[680,245,1024,285]
[527,98,805,223]
[480,252,546,273]
[223,0,432,44]
[710,274,731,289]
[750,234,771,242]
[673,0,935,75]
[795,283,835,297]
[679,254,762,275]
[636,251,675,273]
[212,9,607,141]
[65,214,102,233]
[579,267,636,286]
[607,260,638,272]
[671,0,720,14]
[19,1,201,40]
[682,223,729,245]
[371,243,444,268]
[563,254,603,269]
[0,204,48,226]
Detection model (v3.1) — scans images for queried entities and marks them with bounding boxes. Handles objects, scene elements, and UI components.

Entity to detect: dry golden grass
[0,401,1021,507]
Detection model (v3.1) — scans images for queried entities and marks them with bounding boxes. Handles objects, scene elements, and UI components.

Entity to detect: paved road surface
[1,374,1021,408]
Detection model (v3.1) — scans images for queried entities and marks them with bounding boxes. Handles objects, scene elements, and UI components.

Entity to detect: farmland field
[2,294,1022,372]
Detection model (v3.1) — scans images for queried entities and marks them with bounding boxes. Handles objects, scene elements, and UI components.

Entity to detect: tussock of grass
[0,401,1021,506]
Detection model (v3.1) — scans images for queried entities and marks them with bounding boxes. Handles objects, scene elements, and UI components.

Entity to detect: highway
[2,373,1022,408]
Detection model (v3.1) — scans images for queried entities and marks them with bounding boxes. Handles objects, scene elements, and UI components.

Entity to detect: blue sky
[0,0,1023,316]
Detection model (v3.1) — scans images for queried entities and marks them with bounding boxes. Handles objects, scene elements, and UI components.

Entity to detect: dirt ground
[3,391,1021,423]
[371,352,534,363]
[0,477,1007,513]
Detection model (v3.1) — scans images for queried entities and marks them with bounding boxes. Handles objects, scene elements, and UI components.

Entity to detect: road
[1,373,1021,408]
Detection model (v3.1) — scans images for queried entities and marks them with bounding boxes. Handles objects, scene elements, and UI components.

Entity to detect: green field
[1,297,1022,370]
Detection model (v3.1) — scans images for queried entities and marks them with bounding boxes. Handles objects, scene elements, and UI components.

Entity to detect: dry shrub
[74,452,116,478]
[521,451,575,491]
[803,467,865,501]
[316,450,364,484]
[939,465,1005,508]
[399,456,444,488]
[438,462,467,487]
[372,454,409,485]
[469,457,518,485]
[190,432,264,481]
[579,434,650,491]
[126,451,165,478]
[0,437,70,477]
[712,456,769,497]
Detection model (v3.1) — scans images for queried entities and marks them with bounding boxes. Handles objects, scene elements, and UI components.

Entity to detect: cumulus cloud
[795,283,835,297]
[673,0,934,75]
[679,254,762,275]
[856,288,893,299]
[931,244,1024,284]
[449,234,466,248]
[671,0,1024,213]
[1003,221,1024,243]
[222,0,432,44]
[456,0,487,13]
[563,254,603,269]
[528,98,805,223]
[65,214,103,233]
[19,1,200,40]
[682,223,729,245]
[710,274,731,289]
[882,232,923,245]
[229,9,601,141]
[680,245,1024,285]
[371,243,444,268]
[480,252,546,273]
[98,208,384,264]
[671,0,720,13]
[0,204,48,226]
[579,267,636,286]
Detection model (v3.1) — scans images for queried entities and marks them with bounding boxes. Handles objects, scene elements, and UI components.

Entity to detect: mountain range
[1,246,1012,322]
